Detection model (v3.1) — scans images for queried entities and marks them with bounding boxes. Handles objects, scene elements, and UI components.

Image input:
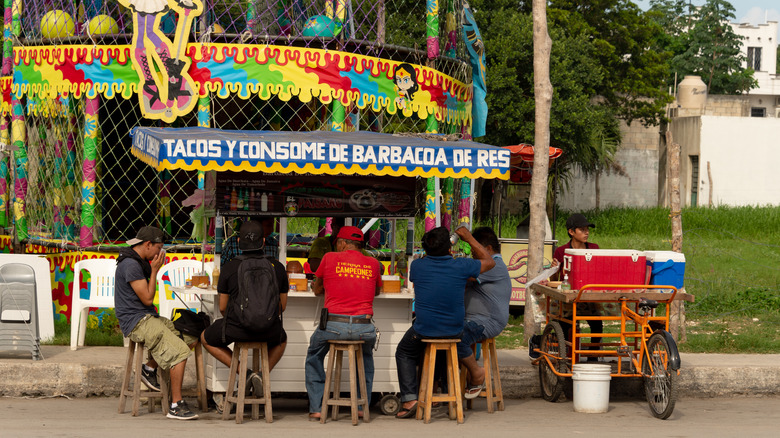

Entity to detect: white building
[731,20,780,117]
[557,19,780,210]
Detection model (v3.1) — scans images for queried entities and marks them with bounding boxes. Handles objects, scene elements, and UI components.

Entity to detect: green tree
[530,0,674,127]
[470,1,625,187]
[650,0,757,94]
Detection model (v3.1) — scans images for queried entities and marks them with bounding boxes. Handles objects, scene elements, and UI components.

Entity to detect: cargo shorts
[129,315,198,370]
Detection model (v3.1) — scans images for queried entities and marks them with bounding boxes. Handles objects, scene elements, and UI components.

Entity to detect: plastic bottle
[230,188,238,210]
[560,274,571,291]
[261,192,268,211]
[211,266,220,290]
[250,189,256,210]
[237,188,244,210]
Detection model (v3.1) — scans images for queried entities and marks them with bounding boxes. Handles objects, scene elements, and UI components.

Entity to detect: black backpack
[227,255,280,332]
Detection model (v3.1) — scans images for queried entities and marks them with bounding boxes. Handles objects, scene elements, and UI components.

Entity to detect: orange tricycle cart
[529,283,695,419]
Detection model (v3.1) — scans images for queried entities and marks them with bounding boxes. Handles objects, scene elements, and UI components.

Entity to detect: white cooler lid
[644,251,685,263]
[564,249,644,257]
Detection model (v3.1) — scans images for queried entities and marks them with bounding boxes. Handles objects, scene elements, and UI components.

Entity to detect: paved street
[0,396,776,437]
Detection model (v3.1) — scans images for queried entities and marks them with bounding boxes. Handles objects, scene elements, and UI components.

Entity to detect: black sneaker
[249,373,263,397]
[528,335,541,359]
[168,400,198,420]
[140,367,161,392]
[244,371,255,397]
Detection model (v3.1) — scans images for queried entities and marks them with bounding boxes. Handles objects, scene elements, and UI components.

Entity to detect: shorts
[202,318,287,349]
[129,315,197,370]
[456,320,486,359]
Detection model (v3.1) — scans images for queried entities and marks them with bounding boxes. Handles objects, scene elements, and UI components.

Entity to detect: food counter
[202,289,414,393]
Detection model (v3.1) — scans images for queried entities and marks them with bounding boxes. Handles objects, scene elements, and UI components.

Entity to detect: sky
[635,0,780,38]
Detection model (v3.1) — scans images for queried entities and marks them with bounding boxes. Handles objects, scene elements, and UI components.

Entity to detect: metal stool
[118,340,169,416]
[320,340,370,426]
[417,339,463,424]
[462,337,505,413]
[222,342,272,424]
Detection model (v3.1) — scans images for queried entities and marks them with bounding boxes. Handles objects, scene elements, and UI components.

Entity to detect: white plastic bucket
[572,363,612,413]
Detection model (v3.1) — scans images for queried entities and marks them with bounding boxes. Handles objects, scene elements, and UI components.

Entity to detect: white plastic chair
[157,260,213,319]
[70,259,117,350]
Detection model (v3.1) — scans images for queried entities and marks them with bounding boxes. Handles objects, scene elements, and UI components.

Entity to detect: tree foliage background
[469,0,755,191]
[648,0,756,95]
[472,0,674,184]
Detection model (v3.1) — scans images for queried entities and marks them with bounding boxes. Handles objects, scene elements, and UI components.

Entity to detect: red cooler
[563,249,646,290]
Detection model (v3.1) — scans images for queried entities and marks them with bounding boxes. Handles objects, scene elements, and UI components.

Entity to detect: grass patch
[43,310,125,347]
[540,206,780,353]
[682,314,780,353]
[495,315,525,349]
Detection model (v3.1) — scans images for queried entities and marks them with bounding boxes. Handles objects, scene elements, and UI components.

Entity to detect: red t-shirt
[553,241,600,281]
[315,250,382,316]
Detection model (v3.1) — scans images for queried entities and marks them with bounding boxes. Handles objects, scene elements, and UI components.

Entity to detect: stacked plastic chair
[0,263,40,360]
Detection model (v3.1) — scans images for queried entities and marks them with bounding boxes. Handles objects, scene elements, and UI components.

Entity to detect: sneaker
[168,400,199,420]
[528,335,541,359]
[249,373,263,397]
[140,367,161,392]
[244,371,256,397]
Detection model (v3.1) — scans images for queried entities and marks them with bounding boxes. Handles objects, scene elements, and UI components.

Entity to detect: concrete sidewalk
[1,346,778,398]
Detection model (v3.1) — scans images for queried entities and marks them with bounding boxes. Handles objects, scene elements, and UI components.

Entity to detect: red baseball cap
[336,226,364,242]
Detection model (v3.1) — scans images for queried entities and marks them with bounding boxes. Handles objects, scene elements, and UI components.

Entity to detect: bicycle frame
[538,284,679,378]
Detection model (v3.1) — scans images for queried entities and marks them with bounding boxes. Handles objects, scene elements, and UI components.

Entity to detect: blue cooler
[645,251,685,289]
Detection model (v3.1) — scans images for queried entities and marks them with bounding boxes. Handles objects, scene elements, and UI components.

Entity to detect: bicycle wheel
[538,321,569,402]
[642,332,678,419]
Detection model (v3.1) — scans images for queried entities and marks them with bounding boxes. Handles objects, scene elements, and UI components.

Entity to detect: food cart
[131,126,511,409]
[530,282,694,419]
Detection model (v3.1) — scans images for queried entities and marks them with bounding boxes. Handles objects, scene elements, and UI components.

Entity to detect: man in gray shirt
[458,227,512,399]
[115,226,199,420]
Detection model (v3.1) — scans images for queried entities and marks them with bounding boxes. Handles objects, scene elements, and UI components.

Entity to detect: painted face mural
[393,63,418,110]
[118,0,204,122]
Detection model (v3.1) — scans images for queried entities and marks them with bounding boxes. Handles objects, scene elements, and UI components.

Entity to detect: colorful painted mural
[7,44,472,126]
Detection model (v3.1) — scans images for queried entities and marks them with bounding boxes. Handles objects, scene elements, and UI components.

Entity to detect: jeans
[305,316,377,413]
[394,327,462,402]
[456,320,487,359]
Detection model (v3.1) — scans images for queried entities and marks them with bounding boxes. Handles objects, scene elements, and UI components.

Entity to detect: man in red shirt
[552,213,600,272]
[305,225,382,421]
[550,213,602,359]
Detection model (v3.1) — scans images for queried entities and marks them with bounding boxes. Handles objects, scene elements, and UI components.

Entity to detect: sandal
[308,413,321,422]
[396,401,418,419]
[465,381,485,400]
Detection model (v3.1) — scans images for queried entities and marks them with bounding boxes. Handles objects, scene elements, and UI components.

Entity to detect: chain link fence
[3,0,474,246]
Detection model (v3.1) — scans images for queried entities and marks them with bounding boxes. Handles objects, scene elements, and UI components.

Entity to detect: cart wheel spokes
[642,332,678,419]
[538,321,568,402]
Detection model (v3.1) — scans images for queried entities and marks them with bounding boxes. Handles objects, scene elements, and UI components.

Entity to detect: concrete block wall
[557,120,661,210]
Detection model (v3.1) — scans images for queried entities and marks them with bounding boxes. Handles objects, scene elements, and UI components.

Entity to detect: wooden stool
[222,342,272,424]
[462,338,505,413]
[416,339,463,424]
[118,340,170,416]
[320,340,370,426]
[192,342,207,411]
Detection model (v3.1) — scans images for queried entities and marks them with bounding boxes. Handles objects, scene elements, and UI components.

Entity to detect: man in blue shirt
[459,227,512,399]
[394,226,495,418]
